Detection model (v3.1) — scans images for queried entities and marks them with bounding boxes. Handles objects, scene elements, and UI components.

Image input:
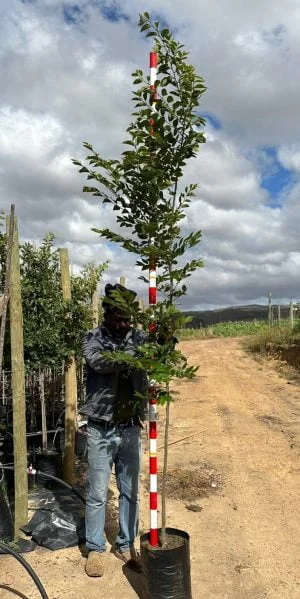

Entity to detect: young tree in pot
[19,238,106,472]
[20,235,67,480]
[73,13,206,598]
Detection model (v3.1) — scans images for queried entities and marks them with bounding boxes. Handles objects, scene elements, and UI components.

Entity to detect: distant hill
[183,304,292,328]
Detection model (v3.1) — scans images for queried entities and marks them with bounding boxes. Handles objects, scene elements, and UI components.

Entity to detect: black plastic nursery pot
[140,527,192,599]
[0,481,14,542]
[35,448,62,488]
[58,429,88,460]
[75,429,88,459]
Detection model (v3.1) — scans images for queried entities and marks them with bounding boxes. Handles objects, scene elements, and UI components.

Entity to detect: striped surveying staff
[148,50,159,547]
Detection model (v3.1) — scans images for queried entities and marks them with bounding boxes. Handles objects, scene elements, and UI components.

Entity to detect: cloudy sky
[1,0,300,310]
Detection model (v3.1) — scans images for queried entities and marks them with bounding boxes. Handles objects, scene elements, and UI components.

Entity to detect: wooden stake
[289,299,294,328]
[8,213,28,538]
[59,248,77,484]
[39,369,47,451]
[0,205,15,375]
[268,292,272,329]
[158,429,207,450]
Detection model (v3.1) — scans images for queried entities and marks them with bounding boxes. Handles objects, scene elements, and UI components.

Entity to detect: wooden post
[59,248,77,484]
[39,369,47,451]
[119,276,126,287]
[268,292,272,329]
[91,290,99,328]
[8,214,28,537]
[289,299,294,328]
[0,205,15,376]
[277,305,281,326]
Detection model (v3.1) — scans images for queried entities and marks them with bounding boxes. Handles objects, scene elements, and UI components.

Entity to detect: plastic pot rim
[140,526,190,550]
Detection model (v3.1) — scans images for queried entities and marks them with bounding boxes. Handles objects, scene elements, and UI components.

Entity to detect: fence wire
[0,363,86,435]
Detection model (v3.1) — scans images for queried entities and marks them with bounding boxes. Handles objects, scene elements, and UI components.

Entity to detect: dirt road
[1,338,299,598]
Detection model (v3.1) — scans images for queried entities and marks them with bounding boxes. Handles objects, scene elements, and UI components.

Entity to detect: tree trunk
[161,397,170,547]
[39,369,47,451]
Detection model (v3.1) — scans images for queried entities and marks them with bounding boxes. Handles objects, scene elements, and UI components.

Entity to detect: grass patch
[177,318,300,345]
[177,320,271,340]
[246,322,300,355]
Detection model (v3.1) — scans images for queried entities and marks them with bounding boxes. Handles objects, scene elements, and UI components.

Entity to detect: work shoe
[85,551,105,577]
[113,546,142,573]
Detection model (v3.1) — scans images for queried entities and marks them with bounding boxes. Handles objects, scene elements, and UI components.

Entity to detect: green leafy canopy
[73,13,207,398]
[0,232,108,369]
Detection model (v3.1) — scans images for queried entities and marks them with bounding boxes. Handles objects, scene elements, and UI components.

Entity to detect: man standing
[82,283,147,577]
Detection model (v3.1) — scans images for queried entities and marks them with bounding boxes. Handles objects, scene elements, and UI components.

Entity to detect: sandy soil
[1,337,299,599]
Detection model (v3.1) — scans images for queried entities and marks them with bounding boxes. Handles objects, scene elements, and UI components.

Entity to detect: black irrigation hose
[0,466,85,598]
[0,465,86,504]
[0,539,49,599]
[36,471,86,504]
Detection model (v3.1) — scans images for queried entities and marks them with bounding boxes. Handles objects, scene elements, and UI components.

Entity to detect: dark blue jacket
[81,325,148,421]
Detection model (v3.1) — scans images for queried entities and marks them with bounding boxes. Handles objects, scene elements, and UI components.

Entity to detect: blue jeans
[85,421,141,553]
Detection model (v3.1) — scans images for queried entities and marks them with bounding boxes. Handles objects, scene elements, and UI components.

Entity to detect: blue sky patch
[202,113,221,130]
[63,4,82,25]
[261,146,293,205]
[98,1,129,23]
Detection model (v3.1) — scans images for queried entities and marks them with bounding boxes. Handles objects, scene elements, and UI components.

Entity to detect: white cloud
[0,107,65,158]
[185,131,268,209]
[278,145,300,172]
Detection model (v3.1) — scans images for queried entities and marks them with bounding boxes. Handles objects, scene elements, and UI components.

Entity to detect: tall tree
[73,13,206,544]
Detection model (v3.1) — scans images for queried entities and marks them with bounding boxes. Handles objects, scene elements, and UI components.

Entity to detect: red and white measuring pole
[148,50,159,547]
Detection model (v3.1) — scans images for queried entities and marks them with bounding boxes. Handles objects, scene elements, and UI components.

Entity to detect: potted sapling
[73,13,206,598]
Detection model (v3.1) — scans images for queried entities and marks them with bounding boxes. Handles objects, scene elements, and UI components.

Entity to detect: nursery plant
[0,232,107,449]
[73,12,206,596]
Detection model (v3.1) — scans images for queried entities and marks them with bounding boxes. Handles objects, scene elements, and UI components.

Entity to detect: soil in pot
[140,527,192,599]
[142,532,184,551]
